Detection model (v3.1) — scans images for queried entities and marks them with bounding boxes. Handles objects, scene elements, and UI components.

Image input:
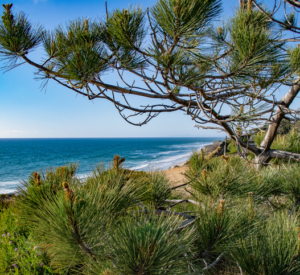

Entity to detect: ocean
[0,137,221,194]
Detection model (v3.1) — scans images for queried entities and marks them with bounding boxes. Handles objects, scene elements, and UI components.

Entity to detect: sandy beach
[163,164,188,187]
[162,140,222,186]
[162,139,224,186]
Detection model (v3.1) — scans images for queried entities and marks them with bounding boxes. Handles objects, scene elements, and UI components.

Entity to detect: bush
[230,212,300,275]
[0,205,60,274]
[227,140,238,154]
[0,194,14,213]
[284,128,300,153]
[187,156,255,200]
[193,197,258,263]
[101,212,194,275]
[25,168,145,273]
[15,163,78,224]
[281,164,300,210]
[187,149,207,174]
[254,131,266,147]
[254,128,300,154]
[6,156,300,274]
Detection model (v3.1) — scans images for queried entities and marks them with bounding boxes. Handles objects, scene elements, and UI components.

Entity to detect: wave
[130,142,211,171]
[76,173,93,180]
[0,180,22,194]
[157,150,180,155]
[0,180,21,186]
[129,152,191,171]
[130,163,149,170]
[0,141,215,194]
[0,188,16,194]
[169,142,213,149]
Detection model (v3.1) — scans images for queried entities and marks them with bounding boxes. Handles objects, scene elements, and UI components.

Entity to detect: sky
[0,0,295,138]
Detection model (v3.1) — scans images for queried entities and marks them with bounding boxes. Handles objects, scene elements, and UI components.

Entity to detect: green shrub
[254,131,266,146]
[0,194,14,213]
[256,128,300,154]
[7,155,300,274]
[187,149,207,174]
[15,163,78,224]
[251,167,284,202]
[91,162,150,183]
[284,128,300,153]
[249,164,300,212]
[281,164,300,210]
[193,197,258,264]
[187,156,255,200]
[142,172,172,209]
[100,212,194,275]
[0,206,60,274]
[227,141,237,154]
[230,212,300,275]
[247,152,255,160]
[15,165,146,273]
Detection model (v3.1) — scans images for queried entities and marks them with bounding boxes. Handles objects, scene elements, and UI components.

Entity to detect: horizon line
[0,136,224,139]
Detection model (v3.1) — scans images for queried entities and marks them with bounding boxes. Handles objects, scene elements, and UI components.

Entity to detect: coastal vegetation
[0,131,300,274]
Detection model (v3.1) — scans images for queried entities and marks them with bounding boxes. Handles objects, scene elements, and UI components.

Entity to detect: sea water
[0,137,221,194]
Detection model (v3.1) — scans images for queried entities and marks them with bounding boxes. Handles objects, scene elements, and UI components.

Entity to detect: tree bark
[269,150,300,161]
[254,153,272,169]
[253,149,300,168]
[245,80,300,167]
[259,81,300,152]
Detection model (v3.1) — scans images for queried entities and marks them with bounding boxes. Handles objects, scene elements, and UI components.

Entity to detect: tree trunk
[254,152,272,169]
[253,149,300,168]
[259,81,300,151]
[245,80,300,168]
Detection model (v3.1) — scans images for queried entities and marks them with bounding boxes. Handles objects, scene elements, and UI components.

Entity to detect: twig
[202,253,224,270]
[236,261,243,274]
[171,182,189,190]
[165,199,200,206]
[166,199,189,208]
[178,218,196,230]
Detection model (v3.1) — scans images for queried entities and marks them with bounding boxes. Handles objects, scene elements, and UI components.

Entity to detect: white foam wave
[130,142,212,171]
[0,180,21,187]
[156,153,190,164]
[129,152,191,171]
[76,173,92,179]
[0,188,16,194]
[0,141,215,193]
[158,150,180,155]
[0,180,21,194]
[130,163,149,170]
[170,142,213,149]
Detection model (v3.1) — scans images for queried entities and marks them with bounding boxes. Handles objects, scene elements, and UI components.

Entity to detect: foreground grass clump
[94,212,194,274]
[0,204,61,274]
[230,212,300,274]
[3,155,300,274]
[15,163,79,225]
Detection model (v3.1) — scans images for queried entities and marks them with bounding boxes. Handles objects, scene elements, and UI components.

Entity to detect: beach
[0,138,223,194]
[162,139,225,186]
[163,165,187,186]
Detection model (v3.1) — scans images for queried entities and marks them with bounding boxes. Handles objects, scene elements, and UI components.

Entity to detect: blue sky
[0,0,294,138]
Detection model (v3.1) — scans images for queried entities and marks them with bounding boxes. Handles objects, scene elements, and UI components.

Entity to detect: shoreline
[0,140,223,195]
[162,139,224,186]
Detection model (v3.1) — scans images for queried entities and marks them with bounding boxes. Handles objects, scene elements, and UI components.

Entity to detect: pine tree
[0,1,300,166]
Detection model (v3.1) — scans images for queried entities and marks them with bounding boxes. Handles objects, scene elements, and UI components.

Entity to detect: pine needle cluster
[7,153,300,274]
